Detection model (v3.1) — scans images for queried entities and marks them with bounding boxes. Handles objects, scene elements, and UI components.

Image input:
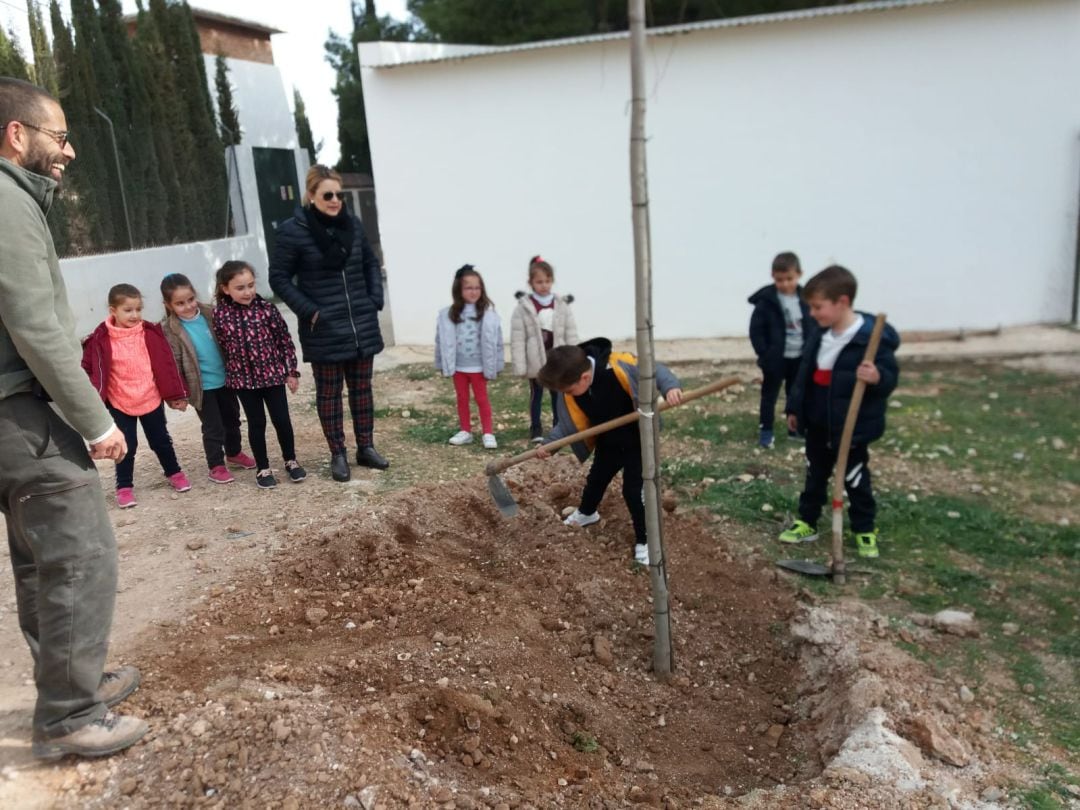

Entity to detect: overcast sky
[2,0,412,166]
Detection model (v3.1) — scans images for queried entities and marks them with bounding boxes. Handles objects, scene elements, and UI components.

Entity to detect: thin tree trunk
[628,0,674,676]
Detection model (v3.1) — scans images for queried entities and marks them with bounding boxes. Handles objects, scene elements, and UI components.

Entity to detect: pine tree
[27,2,58,96]
[293,88,318,164]
[214,54,242,146]
[327,1,420,174]
[0,27,31,81]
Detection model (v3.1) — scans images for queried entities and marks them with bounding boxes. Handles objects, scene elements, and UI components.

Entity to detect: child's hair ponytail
[449,264,493,324]
[215,260,256,303]
[528,255,554,281]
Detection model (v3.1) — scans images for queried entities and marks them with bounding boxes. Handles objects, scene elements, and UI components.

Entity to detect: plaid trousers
[312,357,375,453]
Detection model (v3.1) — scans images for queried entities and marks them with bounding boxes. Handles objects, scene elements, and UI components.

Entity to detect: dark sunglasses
[321,191,346,202]
[3,121,71,148]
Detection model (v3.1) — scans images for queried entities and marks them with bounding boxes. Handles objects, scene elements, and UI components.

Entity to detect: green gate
[252,148,300,259]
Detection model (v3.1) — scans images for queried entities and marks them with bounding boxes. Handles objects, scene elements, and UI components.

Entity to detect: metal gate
[252,147,300,259]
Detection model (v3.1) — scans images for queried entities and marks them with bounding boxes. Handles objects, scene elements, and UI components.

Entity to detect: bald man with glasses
[0,77,147,760]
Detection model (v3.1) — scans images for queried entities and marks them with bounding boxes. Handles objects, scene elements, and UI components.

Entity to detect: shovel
[485,377,742,517]
[777,313,887,582]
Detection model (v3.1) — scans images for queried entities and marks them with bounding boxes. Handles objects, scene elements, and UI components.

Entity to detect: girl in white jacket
[435,265,504,448]
[510,256,579,443]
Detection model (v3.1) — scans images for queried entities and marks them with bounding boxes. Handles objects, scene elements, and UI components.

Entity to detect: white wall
[361,0,1080,344]
[61,235,266,338]
[205,55,298,149]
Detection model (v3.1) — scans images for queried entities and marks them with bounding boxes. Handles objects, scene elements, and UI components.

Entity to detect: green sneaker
[778,519,818,544]
[855,530,879,559]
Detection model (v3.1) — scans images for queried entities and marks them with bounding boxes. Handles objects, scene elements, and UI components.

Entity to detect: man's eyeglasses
[321,191,346,202]
[1,121,71,148]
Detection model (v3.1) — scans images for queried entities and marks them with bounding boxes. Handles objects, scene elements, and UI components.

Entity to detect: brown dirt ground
[0,360,1071,809]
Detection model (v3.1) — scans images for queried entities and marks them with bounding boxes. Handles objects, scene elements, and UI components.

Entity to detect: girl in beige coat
[510,256,579,442]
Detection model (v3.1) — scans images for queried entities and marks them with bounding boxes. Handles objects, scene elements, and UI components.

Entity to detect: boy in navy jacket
[748,252,813,447]
[780,266,900,559]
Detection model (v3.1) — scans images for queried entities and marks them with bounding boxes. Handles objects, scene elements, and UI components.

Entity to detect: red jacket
[81,320,187,404]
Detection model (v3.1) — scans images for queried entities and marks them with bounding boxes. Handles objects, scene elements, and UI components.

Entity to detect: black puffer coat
[269,206,385,363]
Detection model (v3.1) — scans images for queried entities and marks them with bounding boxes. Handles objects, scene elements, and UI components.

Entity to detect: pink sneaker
[168,471,192,492]
[207,465,234,484]
[116,488,136,509]
[226,452,257,470]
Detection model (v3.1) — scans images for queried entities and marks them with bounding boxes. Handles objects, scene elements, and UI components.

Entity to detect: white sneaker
[563,509,600,528]
[634,543,649,565]
[482,433,498,449]
[448,431,473,446]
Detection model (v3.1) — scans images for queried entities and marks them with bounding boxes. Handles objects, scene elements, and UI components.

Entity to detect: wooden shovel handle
[831,313,887,580]
[484,376,742,476]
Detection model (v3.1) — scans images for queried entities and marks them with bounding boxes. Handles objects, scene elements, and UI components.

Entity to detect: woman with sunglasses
[269,164,390,482]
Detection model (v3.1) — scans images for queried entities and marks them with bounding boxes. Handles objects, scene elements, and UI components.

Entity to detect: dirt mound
[73,458,814,808]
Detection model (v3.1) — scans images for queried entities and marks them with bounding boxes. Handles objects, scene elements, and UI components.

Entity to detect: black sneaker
[529,426,543,444]
[255,469,277,489]
[284,460,306,483]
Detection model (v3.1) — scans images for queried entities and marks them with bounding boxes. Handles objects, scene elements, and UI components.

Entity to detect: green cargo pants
[0,393,117,738]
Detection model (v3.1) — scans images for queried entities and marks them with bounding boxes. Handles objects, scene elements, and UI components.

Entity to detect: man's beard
[25,141,66,187]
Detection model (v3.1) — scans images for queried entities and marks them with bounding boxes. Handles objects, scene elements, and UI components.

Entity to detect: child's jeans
[453,371,493,434]
[196,387,243,468]
[528,379,558,432]
[798,428,875,532]
[759,357,801,432]
[108,402,181,490]
[580,439,645,548]
[235,385,296,470]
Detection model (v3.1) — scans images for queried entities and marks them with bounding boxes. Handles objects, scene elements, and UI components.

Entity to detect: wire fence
[49,124,236,259]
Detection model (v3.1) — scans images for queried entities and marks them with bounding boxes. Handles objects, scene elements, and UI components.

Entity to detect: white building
[359,0,1080,345]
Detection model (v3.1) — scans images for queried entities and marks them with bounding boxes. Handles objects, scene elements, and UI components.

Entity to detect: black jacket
[269,207,385,363]
[786,312,900,445]
[747,284,813,375]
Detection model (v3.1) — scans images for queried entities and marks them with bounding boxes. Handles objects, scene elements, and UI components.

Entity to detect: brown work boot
[97,665,141,708]
[33,712,148,761]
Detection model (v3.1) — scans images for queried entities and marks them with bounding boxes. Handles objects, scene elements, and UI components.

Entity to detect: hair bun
[455,264,475,279]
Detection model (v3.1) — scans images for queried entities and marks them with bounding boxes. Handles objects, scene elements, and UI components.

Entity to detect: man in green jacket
[0,77,147,759]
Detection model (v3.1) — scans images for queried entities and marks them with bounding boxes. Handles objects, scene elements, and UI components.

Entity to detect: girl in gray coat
[435,265,504,448]
[510,256,578,442]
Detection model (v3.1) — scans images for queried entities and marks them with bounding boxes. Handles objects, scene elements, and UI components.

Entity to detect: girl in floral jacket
[213,261,305,489]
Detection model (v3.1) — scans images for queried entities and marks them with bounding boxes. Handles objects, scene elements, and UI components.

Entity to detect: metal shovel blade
[487,474,519,518]
[775,559,832,577]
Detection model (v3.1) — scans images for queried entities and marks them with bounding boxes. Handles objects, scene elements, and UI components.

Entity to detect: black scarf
[303,205,354,271]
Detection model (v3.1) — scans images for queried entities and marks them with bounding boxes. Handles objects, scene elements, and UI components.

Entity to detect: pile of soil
[74,457,816,808]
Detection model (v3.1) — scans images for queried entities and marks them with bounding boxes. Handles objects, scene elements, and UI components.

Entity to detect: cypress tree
[70,0,134,248]
[0,28,31,81]
[293,88,318,164]
[55,0,118,249]
[214,53,242,146]
[138,0,195,240]
[98,0,166,244]
[27,2,58,96]
[151,0,227,239]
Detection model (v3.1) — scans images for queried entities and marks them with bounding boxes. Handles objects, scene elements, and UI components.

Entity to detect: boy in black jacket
[780,266,900,559]
[748,252,813,448]
[535,339,682,566]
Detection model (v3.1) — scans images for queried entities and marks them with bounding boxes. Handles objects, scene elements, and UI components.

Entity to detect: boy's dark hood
[748,284,803,306]
[578,337,613,360]
[850,311,901,352]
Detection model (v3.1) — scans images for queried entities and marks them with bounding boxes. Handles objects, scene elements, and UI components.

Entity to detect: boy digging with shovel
[534,339,682,566]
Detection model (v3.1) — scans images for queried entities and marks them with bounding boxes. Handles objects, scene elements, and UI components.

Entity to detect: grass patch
[656,359,1080,756]
[571,731,600,753]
